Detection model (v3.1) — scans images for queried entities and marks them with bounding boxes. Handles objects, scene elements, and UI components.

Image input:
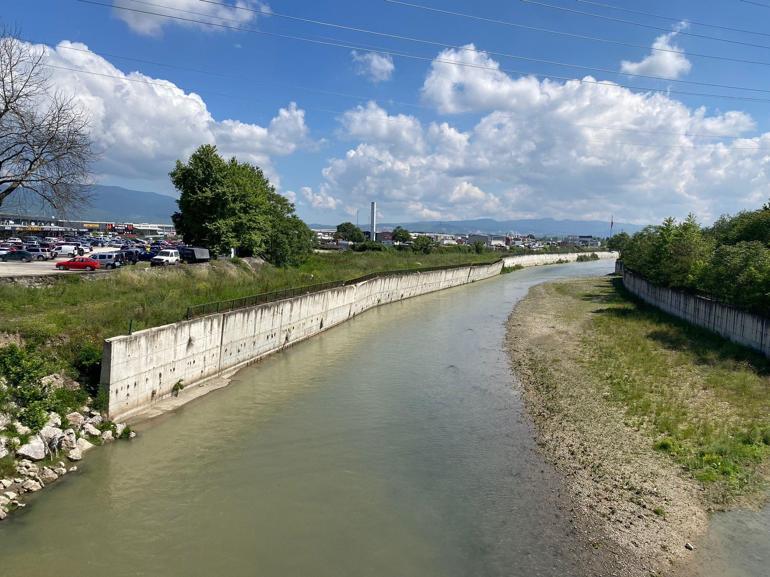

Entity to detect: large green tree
[391,226,411,243]
[335,221,365,242]
[170,145,312,266]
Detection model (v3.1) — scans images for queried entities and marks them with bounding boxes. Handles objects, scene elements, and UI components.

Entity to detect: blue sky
[4,0,770,224]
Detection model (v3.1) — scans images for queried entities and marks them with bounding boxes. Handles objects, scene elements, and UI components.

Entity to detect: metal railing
[184,259,502,320]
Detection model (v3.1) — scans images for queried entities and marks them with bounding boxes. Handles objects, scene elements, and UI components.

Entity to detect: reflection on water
[1,261,620,577]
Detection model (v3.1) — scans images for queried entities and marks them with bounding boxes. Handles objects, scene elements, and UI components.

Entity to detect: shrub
[351,240,387,252]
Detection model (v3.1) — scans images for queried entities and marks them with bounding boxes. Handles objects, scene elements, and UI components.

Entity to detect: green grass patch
[571,277,770,502]
[0,251,501,369]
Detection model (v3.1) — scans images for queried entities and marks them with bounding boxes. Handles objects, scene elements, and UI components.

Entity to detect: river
[0,260,762,577]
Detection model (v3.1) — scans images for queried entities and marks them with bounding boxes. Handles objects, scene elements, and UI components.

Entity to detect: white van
[150,249,181,266]
[53,244,79,258]
[91,252,123,269]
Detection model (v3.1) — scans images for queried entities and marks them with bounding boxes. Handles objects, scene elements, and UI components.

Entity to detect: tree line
[611,204,770,316]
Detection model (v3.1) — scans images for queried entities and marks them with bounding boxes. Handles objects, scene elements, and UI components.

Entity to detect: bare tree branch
[0,29,94,213]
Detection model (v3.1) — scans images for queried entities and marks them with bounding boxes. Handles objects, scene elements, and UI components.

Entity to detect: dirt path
[507,279,708,577]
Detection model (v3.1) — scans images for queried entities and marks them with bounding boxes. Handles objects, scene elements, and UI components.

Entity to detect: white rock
[13,422,31,436]
[68,466,77,473]
[115,423,126,438]
[66,448,82,461]
[16,436,46,461]
[86,414,103,427]
[65,412,85,429]
[0,479,11,489]
[83,423,100,437]
[0,445,7,459]
[20,479,41,492]
[0,495,8,506]
[61,429,77,450]
[39,426,63,445]
[0,412,10,430]
[129,431,137,439]
[101,430,114,442]
[40,467,58,484]
[54,467,67,476]
[44,412,61,428]
[0,508,6,521]
[3,491,17,500]
[76,437,94,452]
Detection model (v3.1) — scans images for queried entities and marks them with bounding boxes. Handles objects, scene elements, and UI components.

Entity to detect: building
[0,212,175,238]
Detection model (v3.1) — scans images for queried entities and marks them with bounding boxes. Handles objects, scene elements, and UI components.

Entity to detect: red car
[55,257,100,271]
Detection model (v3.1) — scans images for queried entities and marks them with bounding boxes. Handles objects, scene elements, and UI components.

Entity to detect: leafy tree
[392,226,411,243]
[0,30,94,211]
[335,222,365,243]
[472,240,486,254]
[700,242,770,315]
[607,232,630,252]
[170,145,312,265]
[412,235,436,254]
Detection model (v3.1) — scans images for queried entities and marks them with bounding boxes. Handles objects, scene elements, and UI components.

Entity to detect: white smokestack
[370,201,377,242]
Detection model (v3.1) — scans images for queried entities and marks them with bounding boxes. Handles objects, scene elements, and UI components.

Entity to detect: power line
[575,0,770,39]
[740,0,770,8]
[82,0,770,105]
[384,0,770,69]
[32,38,770,146]
[521,0,770,51]
[191,0,770,95]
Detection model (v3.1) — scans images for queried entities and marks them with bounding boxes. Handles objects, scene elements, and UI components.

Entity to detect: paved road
[0,248,119,278]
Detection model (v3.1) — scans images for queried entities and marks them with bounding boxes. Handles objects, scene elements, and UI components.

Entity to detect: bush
[73,340,102,397]
[351,240,387,252]
[412,236,436,254]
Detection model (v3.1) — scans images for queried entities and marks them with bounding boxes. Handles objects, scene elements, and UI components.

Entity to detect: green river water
[0,260,765,576]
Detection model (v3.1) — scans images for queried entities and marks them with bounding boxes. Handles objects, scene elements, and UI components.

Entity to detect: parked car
[25,247,53,261]
[178,247,210,264]
[0,245,13,256]
[55,257,100,271]
[2,250,33,263]
[119,248,140,264]
[53,244,79,258]
[137,249,158,262]
[6,237,22,244]
[91,252,123,269]
[150,249,181,266]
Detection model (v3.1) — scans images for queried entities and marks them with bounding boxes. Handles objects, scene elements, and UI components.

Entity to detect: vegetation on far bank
[530,276,770,504]
[609,200,770,315]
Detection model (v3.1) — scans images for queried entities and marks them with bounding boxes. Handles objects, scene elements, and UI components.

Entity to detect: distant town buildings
[0,212,176,237]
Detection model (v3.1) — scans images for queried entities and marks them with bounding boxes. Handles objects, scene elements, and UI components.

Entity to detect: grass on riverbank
[0,250,500,369]
[553,277,770,503]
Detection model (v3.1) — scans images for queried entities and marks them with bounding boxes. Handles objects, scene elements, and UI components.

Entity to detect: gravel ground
[506,278,708,577]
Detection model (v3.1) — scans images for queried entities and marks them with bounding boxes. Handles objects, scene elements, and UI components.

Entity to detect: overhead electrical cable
[384,0,770,69]
[575,0,770,38]
[30,37,770,145]
[80,0,770,105]
[521,0,770,51]
[189,0,770,95]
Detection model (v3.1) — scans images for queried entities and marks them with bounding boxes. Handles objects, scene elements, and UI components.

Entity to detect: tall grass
[580,278,770,501]
[0,250,500,367]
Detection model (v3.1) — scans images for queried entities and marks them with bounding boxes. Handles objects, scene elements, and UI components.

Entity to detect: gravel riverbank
[506,278,709,577]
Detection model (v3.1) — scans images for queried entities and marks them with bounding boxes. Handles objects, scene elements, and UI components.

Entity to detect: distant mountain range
[312,218,645,237]
[1,184,178,223]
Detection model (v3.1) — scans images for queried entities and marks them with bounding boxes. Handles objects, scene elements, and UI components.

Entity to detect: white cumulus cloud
[316,47,768,224]
[621,24,692,80]
[351,51,395,83]
[112,0,270,37]
[36,40,311,191]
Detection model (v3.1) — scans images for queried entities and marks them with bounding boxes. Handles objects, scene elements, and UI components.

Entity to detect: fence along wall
[101,252,618,421]
[622,268,770,357]
[102,261,502,420]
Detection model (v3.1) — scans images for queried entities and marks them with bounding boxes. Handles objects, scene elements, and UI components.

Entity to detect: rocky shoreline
[0,406,133,521]
[506,280,707,577]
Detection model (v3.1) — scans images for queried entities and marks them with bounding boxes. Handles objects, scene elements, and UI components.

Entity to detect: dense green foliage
[391,226,411,243]
[620,206,770,315]
[0,344,87,431]
[171,145,313,266]
[411,236,436,254]
[351,240,386,252]
[335,222,365,243]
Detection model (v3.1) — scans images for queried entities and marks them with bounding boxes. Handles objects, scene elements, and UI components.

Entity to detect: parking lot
[0,248,118,278]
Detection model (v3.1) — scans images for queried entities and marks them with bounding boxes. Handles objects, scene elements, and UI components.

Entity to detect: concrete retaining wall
[622,268,770,357]
[502,251,616,268]
[102,251,618,421]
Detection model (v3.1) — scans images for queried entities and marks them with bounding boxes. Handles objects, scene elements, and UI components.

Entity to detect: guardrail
[184,260,501,320]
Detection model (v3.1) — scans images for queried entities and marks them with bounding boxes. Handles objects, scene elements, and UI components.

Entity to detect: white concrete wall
[102,261,502,420]
[622,268,770,357]
[102,253,617,421]
[502,251,617,268]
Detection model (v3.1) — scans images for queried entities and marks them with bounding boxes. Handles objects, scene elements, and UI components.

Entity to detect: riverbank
[506,276,770,576]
